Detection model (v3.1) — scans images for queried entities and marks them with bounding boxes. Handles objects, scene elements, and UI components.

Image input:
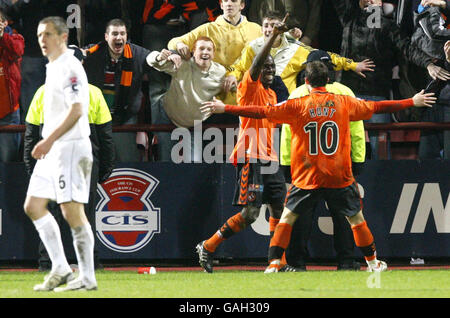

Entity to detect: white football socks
[71,223,97,285]
[33,213,71,275]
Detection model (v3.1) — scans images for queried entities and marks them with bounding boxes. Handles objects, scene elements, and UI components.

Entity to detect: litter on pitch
[138,267,157,275]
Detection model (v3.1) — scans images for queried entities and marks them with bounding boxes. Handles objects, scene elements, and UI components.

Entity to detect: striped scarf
[86,41,133,124]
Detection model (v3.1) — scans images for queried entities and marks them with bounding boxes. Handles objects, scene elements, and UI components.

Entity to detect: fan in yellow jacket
[227,12,374,94]
[168,15,261,71]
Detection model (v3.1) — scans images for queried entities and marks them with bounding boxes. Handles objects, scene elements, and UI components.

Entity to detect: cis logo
[95,168,161,252]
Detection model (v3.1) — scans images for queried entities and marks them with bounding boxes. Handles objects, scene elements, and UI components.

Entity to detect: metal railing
[1,122,449,160]
[2,122,450,133]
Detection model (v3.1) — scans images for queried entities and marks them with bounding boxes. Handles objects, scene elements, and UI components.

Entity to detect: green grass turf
[0,269,449,298]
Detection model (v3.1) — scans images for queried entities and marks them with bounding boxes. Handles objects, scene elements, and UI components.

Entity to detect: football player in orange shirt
[194,15,291,273]
[201,60,436,273]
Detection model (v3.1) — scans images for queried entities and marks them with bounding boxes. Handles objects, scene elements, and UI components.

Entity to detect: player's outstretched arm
[201,97,226,116]
[412,90,437,107]
[201,97,267,119]
[353,90,436,120]
[354,59,375,78]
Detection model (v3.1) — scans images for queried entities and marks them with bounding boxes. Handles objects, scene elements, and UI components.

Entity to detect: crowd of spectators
[0,0,449,164]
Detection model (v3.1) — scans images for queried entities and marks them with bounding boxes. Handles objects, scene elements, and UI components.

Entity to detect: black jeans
[418,103,450,159]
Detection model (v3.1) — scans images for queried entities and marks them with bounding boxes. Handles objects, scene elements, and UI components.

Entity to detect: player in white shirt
[23,16,97,292]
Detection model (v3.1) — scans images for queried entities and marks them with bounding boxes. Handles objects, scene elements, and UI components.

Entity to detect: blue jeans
[0,109,21,162]
[357,95,391,160]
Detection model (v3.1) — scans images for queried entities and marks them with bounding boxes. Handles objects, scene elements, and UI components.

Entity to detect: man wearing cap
[280,50,365,271]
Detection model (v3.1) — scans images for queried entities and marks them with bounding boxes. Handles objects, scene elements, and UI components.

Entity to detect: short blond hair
[39,16,69,35]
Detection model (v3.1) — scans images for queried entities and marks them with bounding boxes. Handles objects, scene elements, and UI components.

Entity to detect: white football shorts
[27,138,93,204]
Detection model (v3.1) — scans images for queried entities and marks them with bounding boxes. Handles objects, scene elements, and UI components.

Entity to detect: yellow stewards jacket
[280,82,366,166]
[25,84,112,126]
[24,84,115,182]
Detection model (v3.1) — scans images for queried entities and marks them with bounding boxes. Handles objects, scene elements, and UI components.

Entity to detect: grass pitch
[0,268,449,298]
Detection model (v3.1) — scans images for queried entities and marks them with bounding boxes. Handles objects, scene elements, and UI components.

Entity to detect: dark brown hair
[105,18,127,33]
[305,61,329,87]
[262,11,284,22]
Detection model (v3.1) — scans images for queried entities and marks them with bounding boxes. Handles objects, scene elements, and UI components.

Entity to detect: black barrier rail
[1,122,450,133]
[1,122,449,160]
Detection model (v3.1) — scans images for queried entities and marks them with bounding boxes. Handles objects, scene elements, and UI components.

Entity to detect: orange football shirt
[226,87,413,189]
[229,70,279,165]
